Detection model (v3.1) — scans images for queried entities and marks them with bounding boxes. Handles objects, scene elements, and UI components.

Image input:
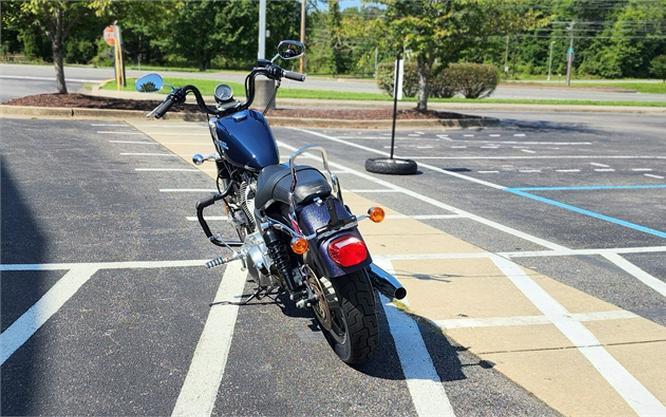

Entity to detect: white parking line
[478,170,500,174]
[451,146,467,149]
[135,168,200,172]
[555,169,581,173]
[464,134,474,137]
[520,149,536,154]
[97,131,144,135]
[375,258,456,417]
[400,156,666,160]
[171,261,247,417]
[489,134,501,137]
[0,259,207,271]
[121,153,177,157]
[345,189,402,193]
[491,255,665,417]
[435,310,638,329]
[109,140,157,144]
[186,216,228,221]
[644,173,664,179]
[602,253,666,297]
[590,162,610,168]
[480,145,499,149]
[386,214,467,220]
[513,133,526,137]
[160,188,216,192]
[594,168,615,172]
[631,168,652,172]
[0,265,98,365]
[519,169,541,173]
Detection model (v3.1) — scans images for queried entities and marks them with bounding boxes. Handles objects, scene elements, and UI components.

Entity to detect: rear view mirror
[277,40,305,60]
[135,73,164,92]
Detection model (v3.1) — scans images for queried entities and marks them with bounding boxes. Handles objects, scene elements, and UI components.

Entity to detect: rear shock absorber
[264,228,298,293]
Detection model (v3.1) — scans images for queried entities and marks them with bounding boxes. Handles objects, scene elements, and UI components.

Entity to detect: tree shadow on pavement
[1,158,49,416]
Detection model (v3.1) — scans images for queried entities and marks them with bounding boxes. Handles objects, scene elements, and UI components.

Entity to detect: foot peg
[205,252,242,269]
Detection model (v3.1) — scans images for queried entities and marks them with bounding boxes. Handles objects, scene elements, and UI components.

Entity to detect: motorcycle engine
[242,231,274,287]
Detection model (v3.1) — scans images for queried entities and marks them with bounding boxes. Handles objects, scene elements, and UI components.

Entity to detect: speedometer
[214,84,234,103]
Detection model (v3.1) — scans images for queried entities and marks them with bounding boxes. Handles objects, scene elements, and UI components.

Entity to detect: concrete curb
[0,104,498,129]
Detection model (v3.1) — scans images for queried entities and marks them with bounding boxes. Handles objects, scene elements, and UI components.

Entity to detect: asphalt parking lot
[2,111,664,416]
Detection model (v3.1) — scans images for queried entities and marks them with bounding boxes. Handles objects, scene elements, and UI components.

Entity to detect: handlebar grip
[283,70,306,82]
[150,95,175,119]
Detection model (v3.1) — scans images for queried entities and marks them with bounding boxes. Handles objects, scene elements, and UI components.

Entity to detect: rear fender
[298,198,372,278]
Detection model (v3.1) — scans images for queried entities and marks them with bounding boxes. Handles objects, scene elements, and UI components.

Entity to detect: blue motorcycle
[135,40,405,364]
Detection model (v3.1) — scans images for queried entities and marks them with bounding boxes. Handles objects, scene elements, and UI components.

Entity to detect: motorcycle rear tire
[324,270,379,365]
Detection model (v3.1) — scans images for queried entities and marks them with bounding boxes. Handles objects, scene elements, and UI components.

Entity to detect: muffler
[368,263,407,300]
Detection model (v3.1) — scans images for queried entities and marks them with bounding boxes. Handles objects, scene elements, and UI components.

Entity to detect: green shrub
[443,63,499,98]
[375,61,455,98]
[650,55,666,82]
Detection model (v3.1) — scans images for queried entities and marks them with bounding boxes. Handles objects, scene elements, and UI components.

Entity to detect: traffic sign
[103,25,116,46]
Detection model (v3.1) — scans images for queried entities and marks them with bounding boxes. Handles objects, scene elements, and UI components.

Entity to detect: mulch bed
[4,93,475,120]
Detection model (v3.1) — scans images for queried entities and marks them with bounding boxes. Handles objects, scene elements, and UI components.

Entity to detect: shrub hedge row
[376,62,499,99]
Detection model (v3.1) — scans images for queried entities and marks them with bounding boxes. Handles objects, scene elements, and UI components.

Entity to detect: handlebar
[146,62,305,119]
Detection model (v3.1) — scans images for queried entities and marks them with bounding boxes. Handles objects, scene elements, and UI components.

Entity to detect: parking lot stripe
[602,253,666,297]
[632,168,653,172]
[512,184,666,191]
[644,173,665,179]
[491,255,666,417]
[281,135,566,250]
[594,168,615,172]
[0,259,207,271]
[172,261,247,417]
[401,156,666,160]
[435,310,638,329]
[501,246,666,258]
[478,170,499,173]
[386,214,467,220]
[590,163,611,168]
[121,152,178,157]
[97,131,144,135]
[160,188,216,192]
[0,265,98,365]
[109,140,157,144]
[375,258,456,417]
[186,216,228,221]
[505,188,666,239]
[520,149,536,154]
[135,168,200,172]
[555,169,581,172]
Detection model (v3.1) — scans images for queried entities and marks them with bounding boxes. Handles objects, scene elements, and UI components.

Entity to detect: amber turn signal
[290,237,309,255]
[368,206,385,223]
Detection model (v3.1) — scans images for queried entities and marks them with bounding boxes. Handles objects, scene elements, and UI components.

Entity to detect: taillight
[328,235,368,267]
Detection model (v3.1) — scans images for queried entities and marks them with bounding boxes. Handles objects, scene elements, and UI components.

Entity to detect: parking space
[2,117,567,417]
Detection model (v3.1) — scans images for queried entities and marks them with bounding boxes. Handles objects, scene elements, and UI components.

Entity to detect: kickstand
[210,285,281,307]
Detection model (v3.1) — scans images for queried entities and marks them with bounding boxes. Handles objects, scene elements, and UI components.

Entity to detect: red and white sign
[103,25,117,46]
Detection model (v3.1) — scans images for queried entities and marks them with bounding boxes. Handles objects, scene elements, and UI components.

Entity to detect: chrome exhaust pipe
[368,263,407,300]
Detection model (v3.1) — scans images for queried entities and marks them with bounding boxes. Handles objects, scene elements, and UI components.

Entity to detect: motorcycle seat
[255,164,332,209]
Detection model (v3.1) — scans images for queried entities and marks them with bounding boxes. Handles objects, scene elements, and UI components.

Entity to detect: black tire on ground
[365,157,418,175]
[324,270,379,365]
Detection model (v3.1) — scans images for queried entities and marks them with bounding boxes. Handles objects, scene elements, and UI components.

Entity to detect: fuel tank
[213,109,279,171]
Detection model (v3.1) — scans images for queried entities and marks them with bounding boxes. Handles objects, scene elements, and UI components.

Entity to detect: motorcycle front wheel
[315,269,379,364]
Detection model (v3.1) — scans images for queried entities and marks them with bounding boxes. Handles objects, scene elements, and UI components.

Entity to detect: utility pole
[547,40,554,81]
[565,21,575,87]
[258,0,266,60]
[299,0,306,72]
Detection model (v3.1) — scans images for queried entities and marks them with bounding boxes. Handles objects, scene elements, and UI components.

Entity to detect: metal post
[547,40,554,81]
[389,52,401,160]
[503,34,510,74]
[299,0,306,73]
[566,21,574,87]
[258,0,266,60]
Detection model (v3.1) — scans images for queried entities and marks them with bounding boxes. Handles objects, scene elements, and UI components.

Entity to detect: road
[2,63,666,102]
[1,117,563,416]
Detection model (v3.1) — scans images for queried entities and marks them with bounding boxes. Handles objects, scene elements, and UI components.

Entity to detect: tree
[15,0,109,93]
[651,55,666,82]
